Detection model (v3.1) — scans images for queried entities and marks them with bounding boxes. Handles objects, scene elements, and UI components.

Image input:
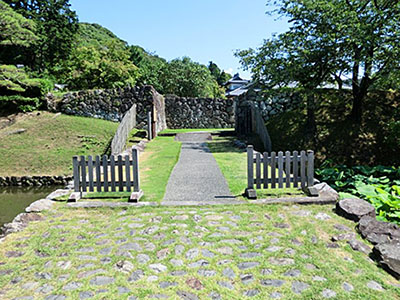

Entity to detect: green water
[0,187,58,228]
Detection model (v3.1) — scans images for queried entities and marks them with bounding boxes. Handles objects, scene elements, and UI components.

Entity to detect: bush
[316,163,400,224]
[0,65,53,112]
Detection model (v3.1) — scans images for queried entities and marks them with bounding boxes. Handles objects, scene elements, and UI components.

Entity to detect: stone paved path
[1,204,399,299]
[162,132,242,204]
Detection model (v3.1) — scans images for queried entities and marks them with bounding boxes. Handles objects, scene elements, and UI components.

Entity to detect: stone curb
[335,197,400,279]
[67,201,158,208]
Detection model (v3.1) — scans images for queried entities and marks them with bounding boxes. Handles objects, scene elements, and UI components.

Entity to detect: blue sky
[69,0,288,79]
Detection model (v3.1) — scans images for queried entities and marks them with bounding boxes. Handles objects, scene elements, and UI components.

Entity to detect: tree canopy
[237,0,400,122]
[161,57,224,98]
[4,0,79,71]
[0,0,37,48]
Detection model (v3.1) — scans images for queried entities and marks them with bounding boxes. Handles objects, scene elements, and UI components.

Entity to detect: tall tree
[208,61,232,86]
[238,0,400,122]
[161,57,223,98]
[4,0,78,71]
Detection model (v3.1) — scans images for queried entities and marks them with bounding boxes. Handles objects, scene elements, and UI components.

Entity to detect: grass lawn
[207,132,305,200]
[0,111,118,176]
[0,203,399,299]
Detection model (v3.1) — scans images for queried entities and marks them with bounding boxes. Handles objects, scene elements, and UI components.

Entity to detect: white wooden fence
[70,149,142,202]
[247,145,314,190]
[111,104,137,155]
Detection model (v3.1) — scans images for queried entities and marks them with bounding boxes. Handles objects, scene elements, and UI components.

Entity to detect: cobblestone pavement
[0,204,399,299]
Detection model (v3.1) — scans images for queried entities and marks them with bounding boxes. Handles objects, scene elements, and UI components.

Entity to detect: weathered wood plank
[73,156,80,193]
[88,156,94,192]
[147,111,152,140]
[247,146,254,189]
[256,152,261,189]
[110,155,116,192]
[95,156,101,192]
[278,151,284,188]
[293,150,299,188]
[285,151,291,188]
[103,155,109,192]
[307,150,314,187]
[125,155,132,192]
[300,150,306,189]
[118,156,124,192]
[271,152,276,189]
[132,148,140,192]
[80,156,87,192]
[263,152,268,189]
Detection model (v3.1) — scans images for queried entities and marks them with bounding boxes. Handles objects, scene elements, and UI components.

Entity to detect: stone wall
[49,87,235,130]
[236,87,302,122]
[0,176,72,187]
[165,95,235,129]
[51,85,166,131]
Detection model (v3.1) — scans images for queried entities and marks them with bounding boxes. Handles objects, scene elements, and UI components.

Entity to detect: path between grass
[0,203,399,299]
[162,132,241,204]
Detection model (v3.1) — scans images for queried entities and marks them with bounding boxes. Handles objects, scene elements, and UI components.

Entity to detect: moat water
[0,186,58,228]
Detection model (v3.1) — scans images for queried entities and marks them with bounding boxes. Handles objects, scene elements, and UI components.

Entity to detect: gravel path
[162,132,242,204]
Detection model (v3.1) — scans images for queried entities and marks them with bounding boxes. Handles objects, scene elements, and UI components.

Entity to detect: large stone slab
[336,198,375,221]
[358,216,400,245]
[373,240,400,279]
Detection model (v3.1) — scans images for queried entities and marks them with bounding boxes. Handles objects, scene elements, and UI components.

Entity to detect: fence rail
[111,104,137,155]
[247,145,314,192]
[70,149,142,202]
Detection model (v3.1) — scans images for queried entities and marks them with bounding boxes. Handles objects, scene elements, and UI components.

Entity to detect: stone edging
[336,198,400,279]
[0,187,73,242]
[0,175,72,187]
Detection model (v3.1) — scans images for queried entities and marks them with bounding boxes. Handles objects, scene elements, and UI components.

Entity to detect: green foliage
[208,61,232,86]
[385,121,400,148]
[129,45,167,92]
[238,0,400,122]
[60,40,139,90]
[0,64,52,111]
[161,57,224,98]
[4,0,78,71]
[77,23,127,49]
[316,163,400,224]
[0,0,38,47]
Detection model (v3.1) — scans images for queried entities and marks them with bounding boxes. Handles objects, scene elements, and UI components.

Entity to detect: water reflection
[0,186,60,228]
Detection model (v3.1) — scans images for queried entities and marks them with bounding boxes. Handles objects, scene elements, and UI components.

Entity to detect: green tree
[4,0,78,71]
[208,61,232,86]
[0,0,38,65]
[238,0,400,122]
[129,45,167,93]
[62,40,140,90]
[0,0,37,47]
[161,57,223,98]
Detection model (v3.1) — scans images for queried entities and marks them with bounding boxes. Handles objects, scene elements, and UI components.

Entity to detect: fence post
[307,150,314,187]
[133,148,140,192]
[147,111,152,140]
[245,145,257,199]
[73,156,79,193]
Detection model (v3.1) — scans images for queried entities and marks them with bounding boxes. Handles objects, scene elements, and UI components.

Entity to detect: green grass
[139,133,182,203]
[0,203,399,299]
[0,111,118,176]
[207,132,306,199]
[126,129,147,149]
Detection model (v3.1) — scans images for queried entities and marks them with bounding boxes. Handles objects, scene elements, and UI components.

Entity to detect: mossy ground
[0,203,399,299]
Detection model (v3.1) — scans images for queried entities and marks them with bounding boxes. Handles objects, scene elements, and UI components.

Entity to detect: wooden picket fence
[247,145,314,190]
[70,149,142,201]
